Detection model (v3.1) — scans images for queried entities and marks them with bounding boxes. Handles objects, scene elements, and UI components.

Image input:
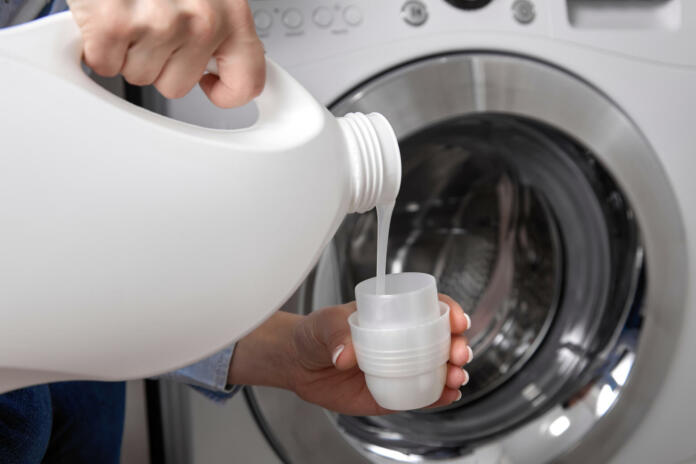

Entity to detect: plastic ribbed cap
[339,112,402,213]
[349,272,451,410]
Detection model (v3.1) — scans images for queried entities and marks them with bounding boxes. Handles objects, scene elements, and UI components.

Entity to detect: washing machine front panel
[248,53,686,464]
[152,1,693,462]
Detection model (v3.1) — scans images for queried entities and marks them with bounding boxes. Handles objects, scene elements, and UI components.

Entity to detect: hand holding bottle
[67,0,265,107]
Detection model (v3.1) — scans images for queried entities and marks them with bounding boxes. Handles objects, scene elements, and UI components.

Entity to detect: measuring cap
[350,272,451,410]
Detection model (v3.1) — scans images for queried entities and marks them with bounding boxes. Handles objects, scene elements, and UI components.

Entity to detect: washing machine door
[247,54,686,464]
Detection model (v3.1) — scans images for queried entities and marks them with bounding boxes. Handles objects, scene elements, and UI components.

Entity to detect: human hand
[67,0,265,107]
[228,295,472,416]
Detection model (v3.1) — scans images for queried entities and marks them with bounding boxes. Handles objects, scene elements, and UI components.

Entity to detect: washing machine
[154,1,696,463]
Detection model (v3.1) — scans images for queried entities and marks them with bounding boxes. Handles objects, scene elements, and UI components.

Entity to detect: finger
[119,11,189,86]
[450,335,471,366]
[332,342,358,371]
[155,43,215,99]
[439,294,470,334]
[295,302,356,370]
[320,303,357,369]
[153,5,226,99]
[121,40,182,86]
[199,35,265,108]
[426,387,461,408]
[446,363,469,389]
[81,20,132,77]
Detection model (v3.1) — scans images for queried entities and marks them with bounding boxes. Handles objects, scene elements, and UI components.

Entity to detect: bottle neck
[338,112,402,214]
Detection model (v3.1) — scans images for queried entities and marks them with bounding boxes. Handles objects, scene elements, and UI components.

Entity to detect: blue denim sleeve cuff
[157,344,239,396]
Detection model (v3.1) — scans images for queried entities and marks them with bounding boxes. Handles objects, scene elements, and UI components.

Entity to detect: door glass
[320,113,641,450]
[339,116,563,404]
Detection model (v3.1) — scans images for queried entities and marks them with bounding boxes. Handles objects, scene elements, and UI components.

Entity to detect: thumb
[319,303,358,371]
[296,303,357,371]
[331,341,357,371]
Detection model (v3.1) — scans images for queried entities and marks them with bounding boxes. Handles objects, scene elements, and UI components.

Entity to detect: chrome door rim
[248,53,686,464]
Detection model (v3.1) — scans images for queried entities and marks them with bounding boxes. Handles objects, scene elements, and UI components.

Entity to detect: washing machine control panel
[246,0,550,67]
[250,3,365,38]
[247,0,695,70]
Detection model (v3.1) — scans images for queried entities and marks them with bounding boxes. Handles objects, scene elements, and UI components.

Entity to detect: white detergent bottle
[0,12,401,393]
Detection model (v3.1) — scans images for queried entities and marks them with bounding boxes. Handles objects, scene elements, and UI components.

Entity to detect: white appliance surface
[159,1,696,463]
[186,390,281,464]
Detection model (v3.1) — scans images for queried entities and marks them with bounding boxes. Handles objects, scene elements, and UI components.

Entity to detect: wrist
[227,311,302,391]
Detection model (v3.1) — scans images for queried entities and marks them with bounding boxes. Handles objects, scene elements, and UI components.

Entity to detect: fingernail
[455,390,462,402]
[461,369,470,386]
[331,344,345,366]
[463,312,471,330]
[466,346,474,363]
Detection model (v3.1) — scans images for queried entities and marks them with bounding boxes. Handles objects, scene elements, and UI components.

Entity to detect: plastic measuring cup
[349,272,451,410]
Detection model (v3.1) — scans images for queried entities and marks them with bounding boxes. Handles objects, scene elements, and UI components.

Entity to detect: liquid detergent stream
[375,202,395,294]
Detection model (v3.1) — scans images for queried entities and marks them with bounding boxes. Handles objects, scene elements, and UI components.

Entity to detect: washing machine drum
[249,54,684,463]
[329,112,638,449]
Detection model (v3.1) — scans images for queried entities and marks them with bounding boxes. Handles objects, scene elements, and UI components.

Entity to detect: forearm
[227,311,301,391]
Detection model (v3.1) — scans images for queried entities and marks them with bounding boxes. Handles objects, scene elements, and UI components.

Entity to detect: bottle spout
[339,112,402,213]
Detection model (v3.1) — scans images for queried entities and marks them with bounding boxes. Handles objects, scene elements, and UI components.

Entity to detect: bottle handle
[1,11,323,132]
